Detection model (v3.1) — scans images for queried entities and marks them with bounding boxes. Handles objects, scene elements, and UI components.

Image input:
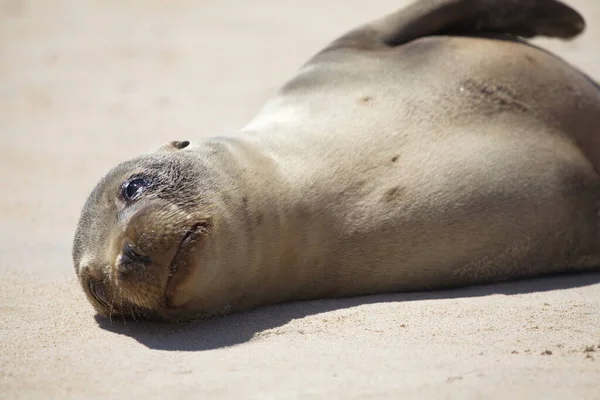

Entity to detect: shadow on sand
[96,272,600,351]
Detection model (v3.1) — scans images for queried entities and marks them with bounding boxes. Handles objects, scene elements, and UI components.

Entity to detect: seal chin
[164,222,208,308]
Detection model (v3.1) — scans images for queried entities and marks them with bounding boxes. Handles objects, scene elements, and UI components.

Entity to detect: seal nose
[119,242,151,271]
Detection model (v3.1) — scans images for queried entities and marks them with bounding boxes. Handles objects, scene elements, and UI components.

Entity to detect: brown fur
[73,0,600,321]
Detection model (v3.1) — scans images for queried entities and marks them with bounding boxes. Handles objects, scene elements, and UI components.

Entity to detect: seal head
[73,141,215,320]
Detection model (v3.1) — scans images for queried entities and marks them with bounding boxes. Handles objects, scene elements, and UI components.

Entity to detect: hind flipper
[331,0,584,50]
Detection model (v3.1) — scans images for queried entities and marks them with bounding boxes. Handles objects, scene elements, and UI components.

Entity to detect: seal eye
[88,279,109,309]
[121,178,150,202]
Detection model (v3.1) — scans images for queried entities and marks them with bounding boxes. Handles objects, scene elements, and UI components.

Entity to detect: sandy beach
[1,0,599,398]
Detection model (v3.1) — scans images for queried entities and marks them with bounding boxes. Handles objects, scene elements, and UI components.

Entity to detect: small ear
[334,0,585,49]
[158,140,190,152]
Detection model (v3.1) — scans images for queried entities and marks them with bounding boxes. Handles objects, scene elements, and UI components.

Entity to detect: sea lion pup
[73,0,600,321]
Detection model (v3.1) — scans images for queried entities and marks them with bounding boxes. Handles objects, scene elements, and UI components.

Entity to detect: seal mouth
[164,223,205,307]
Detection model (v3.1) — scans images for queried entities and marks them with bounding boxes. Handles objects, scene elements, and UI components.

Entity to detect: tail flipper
[335,0,585,49]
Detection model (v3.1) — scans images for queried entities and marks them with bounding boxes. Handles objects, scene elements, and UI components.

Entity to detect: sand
[1,0,599,398]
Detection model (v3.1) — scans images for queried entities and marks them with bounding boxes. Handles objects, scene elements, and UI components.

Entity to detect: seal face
[74,0,600,322]
[73,143,216,320]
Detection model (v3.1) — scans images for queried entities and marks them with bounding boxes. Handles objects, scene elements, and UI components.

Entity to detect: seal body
[73,0,600,321]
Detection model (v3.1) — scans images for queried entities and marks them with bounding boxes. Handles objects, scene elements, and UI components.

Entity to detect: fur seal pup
[73,0,600,321]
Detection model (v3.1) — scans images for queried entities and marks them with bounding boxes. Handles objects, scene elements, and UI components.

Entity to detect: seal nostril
[121,242,151,266]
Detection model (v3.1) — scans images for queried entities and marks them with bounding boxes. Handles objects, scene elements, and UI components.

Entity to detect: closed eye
[88,278,110,309]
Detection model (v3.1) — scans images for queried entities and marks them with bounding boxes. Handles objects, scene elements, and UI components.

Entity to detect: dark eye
[88,279,109,308]
[121,178,151,202]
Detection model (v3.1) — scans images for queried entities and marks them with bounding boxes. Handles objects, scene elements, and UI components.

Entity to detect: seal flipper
[333,0,585,49]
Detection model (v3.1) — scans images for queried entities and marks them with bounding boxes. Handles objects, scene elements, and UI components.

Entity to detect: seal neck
[183,135,337,315]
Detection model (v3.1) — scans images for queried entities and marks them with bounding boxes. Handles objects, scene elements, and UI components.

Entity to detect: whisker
[108,286,118,322]
[129,306,139,322]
